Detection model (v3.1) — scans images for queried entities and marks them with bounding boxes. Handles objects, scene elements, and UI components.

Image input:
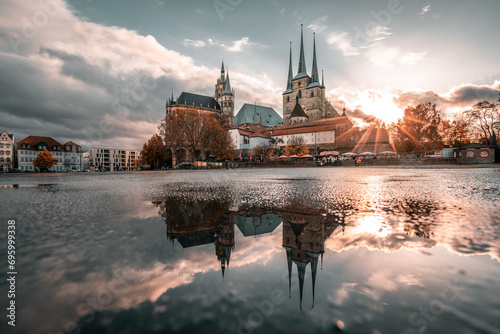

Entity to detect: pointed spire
[311,33,319,84]
[221,60,225,82]
[294,24,308,80]
[171,89,174,103]
[284,42,293,94]
[224,72,231,94]
[321,70,325,88]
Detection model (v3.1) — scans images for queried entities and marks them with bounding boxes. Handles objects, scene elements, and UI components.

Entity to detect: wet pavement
[0,167,499,334]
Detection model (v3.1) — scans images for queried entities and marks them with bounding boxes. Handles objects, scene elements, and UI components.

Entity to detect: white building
[88,147,141,171]
[0,131,14,172]
[17,136,62,172]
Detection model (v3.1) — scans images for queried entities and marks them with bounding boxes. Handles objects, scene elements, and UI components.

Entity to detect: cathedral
[283,24,340,125]
[166,61,235,126]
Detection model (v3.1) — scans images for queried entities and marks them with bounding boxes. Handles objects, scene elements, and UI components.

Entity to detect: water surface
[0,167,499,334]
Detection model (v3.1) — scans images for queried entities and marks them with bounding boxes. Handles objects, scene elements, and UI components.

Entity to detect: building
[87,147,141,171]
[17,136,84,172]
[62,141,84,171]
[282,25,340,125]
[0,131,14,172]
[234,104,283,128]
[166,61,235,126]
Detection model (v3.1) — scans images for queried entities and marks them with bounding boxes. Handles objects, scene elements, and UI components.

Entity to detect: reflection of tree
[396,198,441,239]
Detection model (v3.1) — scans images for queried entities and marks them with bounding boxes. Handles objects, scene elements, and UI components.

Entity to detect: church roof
[224,72,232,94]
[176,92,221,110]
[234,104,283,127]
[289,102,308,119]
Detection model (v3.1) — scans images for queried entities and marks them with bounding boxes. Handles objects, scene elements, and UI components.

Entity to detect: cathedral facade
[166,61,235,127]
[283,25,339,125]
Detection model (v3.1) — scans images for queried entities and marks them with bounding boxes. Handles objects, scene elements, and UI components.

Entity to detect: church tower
[215,60,235,126]
[283,26,337,125]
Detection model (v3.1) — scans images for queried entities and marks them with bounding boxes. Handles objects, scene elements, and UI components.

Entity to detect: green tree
[33,148,58,171]
[392,103,443,154]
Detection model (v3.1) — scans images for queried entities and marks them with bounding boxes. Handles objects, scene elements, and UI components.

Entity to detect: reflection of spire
[224,246,232,267]
[307,252,320,309]
[283,246,293,299]
[293,260,307,311]
[321,252,323,270]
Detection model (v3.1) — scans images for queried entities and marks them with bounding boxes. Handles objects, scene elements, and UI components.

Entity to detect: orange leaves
[33,148,58,170]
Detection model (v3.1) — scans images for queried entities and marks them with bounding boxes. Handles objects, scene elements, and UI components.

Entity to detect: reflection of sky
[1,168,499,334]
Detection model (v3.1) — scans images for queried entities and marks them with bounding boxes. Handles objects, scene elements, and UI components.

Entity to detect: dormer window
[27,144,30,148]
[22,143,26,148]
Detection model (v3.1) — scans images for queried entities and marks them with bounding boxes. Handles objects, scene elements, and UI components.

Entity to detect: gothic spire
[221,60,225,82]
[284,42,293,94]
[307,252,320,309]
[311,33,319,84]
[294,260,307,311]
[224,72,231,94]
[294,24,308,80]
[321,70,324,88]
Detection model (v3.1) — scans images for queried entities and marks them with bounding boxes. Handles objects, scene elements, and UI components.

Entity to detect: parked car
[178,162,193,169]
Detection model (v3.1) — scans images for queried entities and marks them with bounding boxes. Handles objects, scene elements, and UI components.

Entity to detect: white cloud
[419,4,431,15]
[367,45,427,68]
[280,8,286,17]
[182,39,206,48]
[307,16,329,34]
[327,32,360,56]
[221,37,250,52]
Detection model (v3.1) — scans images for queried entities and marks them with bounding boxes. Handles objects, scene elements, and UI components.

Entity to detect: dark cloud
[394,82,500,110]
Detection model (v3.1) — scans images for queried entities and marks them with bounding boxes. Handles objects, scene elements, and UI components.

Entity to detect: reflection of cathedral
[155,198,347,308]
[281,209,340,309]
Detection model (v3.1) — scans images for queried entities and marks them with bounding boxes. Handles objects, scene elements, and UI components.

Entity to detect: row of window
[0,151,11,155]
[0,144,11,148]
[1,137,11,141]
[0,158,11,162]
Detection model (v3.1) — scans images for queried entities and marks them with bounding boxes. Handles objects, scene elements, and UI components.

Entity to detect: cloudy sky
[1,0,499,149]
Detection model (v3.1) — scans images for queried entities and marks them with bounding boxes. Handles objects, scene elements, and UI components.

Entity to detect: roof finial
[221,59,225,82]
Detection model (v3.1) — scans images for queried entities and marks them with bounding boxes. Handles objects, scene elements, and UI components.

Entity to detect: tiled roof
[176,92,221,110]
[17,136,63,150]
[63,141,84,152]
[272,116,352,136]
[234,104,283,127]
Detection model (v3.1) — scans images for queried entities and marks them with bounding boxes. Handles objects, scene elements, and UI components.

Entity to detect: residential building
[0,131,14,172]
[17,136,61,172]
[88,147,141,171]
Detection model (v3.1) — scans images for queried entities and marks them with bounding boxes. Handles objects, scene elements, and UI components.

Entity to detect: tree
[285,136,309,156]
[464,100,500,145]
[141,134,169,169]
[33,148,58,171]
[392,103,443,154]
[439,112,470,147]
[160,107,235,162]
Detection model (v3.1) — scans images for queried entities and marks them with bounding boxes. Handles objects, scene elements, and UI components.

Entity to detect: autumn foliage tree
[160,107,235,162]
[33,148,58,171]
[439,112,470,147]
[141,134,170,169]
[285,136,309,156]
[391,103,443,154]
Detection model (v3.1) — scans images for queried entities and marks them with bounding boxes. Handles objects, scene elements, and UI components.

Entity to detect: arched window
[287,96,290,103]
[22,143,26,148]
[298,90,302,98]
[311,91,314,97]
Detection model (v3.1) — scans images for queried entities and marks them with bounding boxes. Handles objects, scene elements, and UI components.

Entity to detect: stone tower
[283,25,338,125]
[215,60,235,126]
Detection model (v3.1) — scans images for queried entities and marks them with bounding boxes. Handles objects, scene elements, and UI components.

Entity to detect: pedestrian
[356,156,361,166]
